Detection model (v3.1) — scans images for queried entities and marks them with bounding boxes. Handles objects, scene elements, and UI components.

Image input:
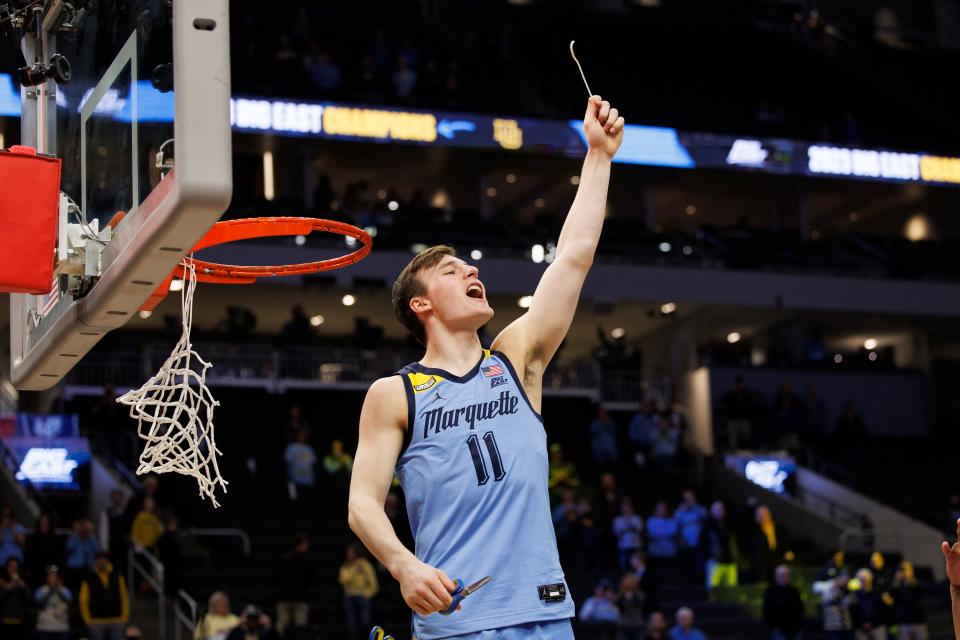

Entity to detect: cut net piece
[117,258,228,507]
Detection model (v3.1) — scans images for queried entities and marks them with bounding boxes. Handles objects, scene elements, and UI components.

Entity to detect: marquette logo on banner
[919,155,960,184]
[726,139,768,167]
[492,118,523,150]
[323,106,437,142]
[807,145,921,181]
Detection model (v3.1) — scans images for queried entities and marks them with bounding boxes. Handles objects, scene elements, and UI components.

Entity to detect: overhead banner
[2,73,958,186]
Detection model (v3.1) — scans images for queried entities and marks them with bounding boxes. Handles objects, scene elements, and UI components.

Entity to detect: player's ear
[410,295,431,314]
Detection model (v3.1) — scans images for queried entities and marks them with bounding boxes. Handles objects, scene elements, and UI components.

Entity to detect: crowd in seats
[0,477,182,640]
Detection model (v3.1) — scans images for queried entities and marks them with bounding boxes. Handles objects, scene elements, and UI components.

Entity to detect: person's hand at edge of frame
[941,517,960,586]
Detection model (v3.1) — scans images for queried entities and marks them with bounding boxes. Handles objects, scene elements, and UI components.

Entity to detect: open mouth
[466,283,484,300]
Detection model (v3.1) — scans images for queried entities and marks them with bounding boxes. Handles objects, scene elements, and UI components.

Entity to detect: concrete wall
[678,367,714,456]
[796,467,947,580]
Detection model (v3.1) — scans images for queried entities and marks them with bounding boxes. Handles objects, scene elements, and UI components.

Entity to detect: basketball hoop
[118,217,372,506]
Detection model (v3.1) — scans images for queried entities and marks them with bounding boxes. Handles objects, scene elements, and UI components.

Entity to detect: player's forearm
[952,584,960,639]
[556,149,612,266]
[347,496,417,579]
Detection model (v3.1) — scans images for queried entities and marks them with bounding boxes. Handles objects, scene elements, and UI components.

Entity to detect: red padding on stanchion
[0,146,61,294]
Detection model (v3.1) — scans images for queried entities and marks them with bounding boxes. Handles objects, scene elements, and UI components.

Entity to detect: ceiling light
[659,242,671,253]
[505,173,516,183]
[570,175,580,185]
[342,294,356,306]
[387,200,399,211]
[518,295,533,308]
[294,234,306,246]
[849,211,859,222]
[531,244,545,263]
[345,236,357,248]
[611,327,625,339]
[726,332,741,344]
[868,351,878,362]
[470,249,483,260]
[138,310,152,319]
[377,189,387,200]
[411,243,428,254]
[310,315,324,327]
[834,353,843,364]
[169,279,184,292]
[904,213,930,242]
[660,302,676,314]
[863,338,877,350]
[685,205,696,215]
[534,198,545,208]
[682,245,693,256]
[486,187,497,198]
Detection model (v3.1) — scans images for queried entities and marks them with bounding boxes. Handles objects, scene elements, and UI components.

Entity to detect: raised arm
[494,96,624,372]
[347,376,456,616]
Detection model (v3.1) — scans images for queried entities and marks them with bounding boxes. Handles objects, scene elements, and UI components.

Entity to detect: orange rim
[140,217,372,311]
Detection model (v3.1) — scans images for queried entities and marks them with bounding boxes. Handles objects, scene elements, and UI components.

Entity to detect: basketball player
[348,95,625,639]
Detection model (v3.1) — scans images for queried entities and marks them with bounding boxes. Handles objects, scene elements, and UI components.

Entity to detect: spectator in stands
[763,565,804,640]
[888,561,927,640]
[644,611,668,640]
[613,498,644,571]
[157,516,183,597]
[669,606,707,640]
[65,517,99,593]
[818,551,851,583]
[803,384,827,447]
[618,572,645,639]
[718,375,753,450]
[0,557,30,640]
[284,428,318,502]
[122,624,143,640]
[850,568,889,640]
[630,552,660,614]
[25,513,63,586]
[580,578,620,624]
[575,497,600,579]
[553,489,579,565]
[279,305,313,346]
[749,506,780,582]
[131,497,163,555]
[303,45,341,92]
[822,574,854,639]
[323,439,354,485]
[548,443,580,500]
[283,405,310,444]
[0,507,26,565]
[702,501,739,591]
[595,473,621,567]
[225,605,279,640]
[628,400,660,467]
[833,402,867,469]
[589,406,619,466]
[675,490,708,569]
[651,418,681,472]
[79,551,130,640]
[869,551,892,595]
[100,491,127,575]
[195,592,239,640]
[35,566,72,640]
[391,57,417,99]
[339,543,378,640]
[647,501,680,567]
[276,533,315,635]
[772,390,804,452]
[123,476,162,531]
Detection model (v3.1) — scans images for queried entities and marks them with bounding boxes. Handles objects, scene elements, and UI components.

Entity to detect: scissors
[440,576,493,615]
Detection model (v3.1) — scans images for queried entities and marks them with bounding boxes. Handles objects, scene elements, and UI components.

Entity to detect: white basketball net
[117,258,228,507]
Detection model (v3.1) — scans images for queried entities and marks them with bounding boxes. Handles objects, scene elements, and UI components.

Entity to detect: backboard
[10,0,232,390]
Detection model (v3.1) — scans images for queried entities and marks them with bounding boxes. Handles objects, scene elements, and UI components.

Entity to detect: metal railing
[128,547,167,640]
[188,528,252,556]
[839,528,904,555]
[795,484,868,530]
[64,342,646,404]
[174,589,198,640]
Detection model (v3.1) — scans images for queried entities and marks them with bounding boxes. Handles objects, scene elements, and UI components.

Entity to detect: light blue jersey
[396,349,575,639]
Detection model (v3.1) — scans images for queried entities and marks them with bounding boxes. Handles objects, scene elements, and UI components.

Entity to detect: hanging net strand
[117,257,228,507]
